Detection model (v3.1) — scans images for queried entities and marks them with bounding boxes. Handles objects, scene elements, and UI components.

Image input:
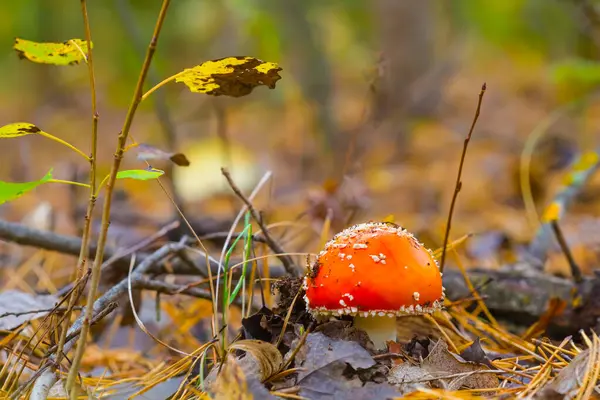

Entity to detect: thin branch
[440,82,487,273]
[0,306,82,320]
[28,364,58,400]
[0,218,252,279]
[221,168,298,276]
[550,220,583,284]
[56,0,100,373]
[0,219,106,262]
[65,0,172,394]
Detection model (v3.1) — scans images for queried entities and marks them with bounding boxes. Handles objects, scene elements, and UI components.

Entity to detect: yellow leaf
[562,151,599,186]
[0,122,42,138]
[574,152,600,172]
[175,56,282,97]
[14,38,90,65]
[541,202,563,223]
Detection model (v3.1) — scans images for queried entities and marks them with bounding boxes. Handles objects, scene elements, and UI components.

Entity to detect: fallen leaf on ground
[241,306,278,342]
[387,364,433,393]
[294,331,375,380]
[211,355,277,400]
[421,339,499,390]
[287,332,399,399]
[459,337,494,368]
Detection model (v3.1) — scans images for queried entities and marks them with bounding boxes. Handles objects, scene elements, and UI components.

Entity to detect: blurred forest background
[2,0,600,281]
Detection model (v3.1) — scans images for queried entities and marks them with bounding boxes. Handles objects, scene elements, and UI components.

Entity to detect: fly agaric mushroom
[303,222,444,350]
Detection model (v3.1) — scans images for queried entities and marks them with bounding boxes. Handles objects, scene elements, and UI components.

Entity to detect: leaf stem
[140,71,183,102]
[95,175,110,197]
[63,1,100,396]
[66,1,172,395]
[123,142,140,152]
[35,131,89,161]
[47,179,90,188]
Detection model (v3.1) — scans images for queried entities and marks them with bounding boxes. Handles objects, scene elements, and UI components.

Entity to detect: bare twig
[221,168,298,276]
[550,220,583,283]
[0,219,106,262]
[440,83,487,273]
[56,0,101,372]
[0,306,82,320]
[28,365,58,400]
[0,219,223,277]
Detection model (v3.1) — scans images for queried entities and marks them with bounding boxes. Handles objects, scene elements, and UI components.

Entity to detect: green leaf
[551,58,600,101]
[0,169,53,205]
[551,59,600,86]
[0,122,42,138]
[14,38,91,65]
[116,168,164,181]
[175,56,282,97]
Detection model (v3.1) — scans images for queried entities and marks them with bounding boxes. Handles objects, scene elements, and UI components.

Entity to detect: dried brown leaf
[228,339,283,382]
[460,337,494,368]
[135,143,190,167]
[212,355,277,400]
[422,339,499,390]
[388,364,433,393]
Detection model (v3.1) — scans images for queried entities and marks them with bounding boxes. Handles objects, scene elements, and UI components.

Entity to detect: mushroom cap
[303,222,444,317]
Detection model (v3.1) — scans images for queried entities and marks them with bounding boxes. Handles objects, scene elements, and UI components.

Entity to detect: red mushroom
[303,222,444,349]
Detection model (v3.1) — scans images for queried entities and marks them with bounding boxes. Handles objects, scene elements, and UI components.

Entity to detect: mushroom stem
[353,315,397,350]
